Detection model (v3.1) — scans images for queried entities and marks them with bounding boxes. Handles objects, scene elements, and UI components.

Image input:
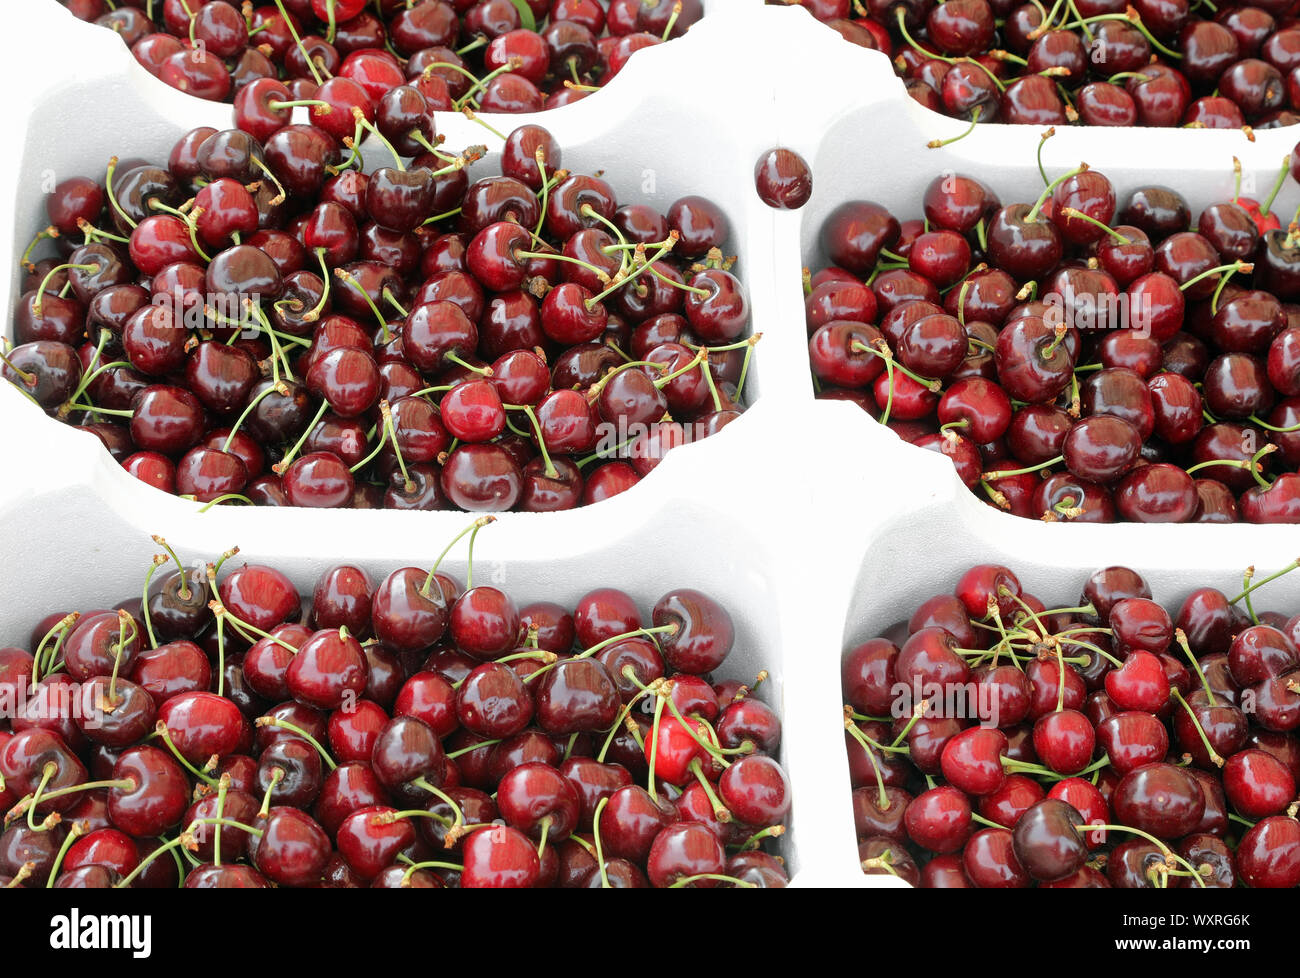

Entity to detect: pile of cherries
[5,110,752,511]
[784,0,1300,129]
[62,0,699,111]
[809,154,1300,522]
[0,531,789,888]
[844,561,1300,887]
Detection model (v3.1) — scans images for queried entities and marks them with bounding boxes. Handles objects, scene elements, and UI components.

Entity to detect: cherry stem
[669,873,756,888]
[1173,629,1218,705]
[0,350,36,388]
[299,248,331,323]
[1178,260,1252,295]
[155,722,219,787]
[213,775,229,867]
[271,399,329,475]
[32,263,99,317]
[443,350,491,376]
[273,0,323,85]
[349,413,393,478]
[32,613,78,688]
[104,157,136,230]
[653,349,708,389]
[464,516,492,590]
[140,553,169,649]
[598,683,653,763]
[1058,207,1129,243]
[850,339,941,392]
[257,767,284,818]
[254,716,337,770]
[400,859,463,886]
[223,382,288,454]
[422,516,495,597]
[505,403,556,477]
[106,610,136,706]
[647,695,666,801]
[1091,824,1206,886]
[381,288,408,320]
[213,609,227,699]
[251,158,287,206]
[981,454,1063,480]
[113,834,186,889]
[20,225,59,270]
[152,535,191,599]
[1065,13,1182,58]
[1026,165,1088,223]
[1169,687,1224,767]
[927,106,982,149]
[446,739,501,760]
[251,299,297,384]
[1260,156,1290,218]
[45,820,87,888]
[591,795,612,888]
[584,234,680,310]
[861,849,902,878]
[895,9,1005,90]
[844,718,891,811]
[736,823,785,851]
[1228,557,1300,604]
[454,58,521,112]
[410,779,466,847]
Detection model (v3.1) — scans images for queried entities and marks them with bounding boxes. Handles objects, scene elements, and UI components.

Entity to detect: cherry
[244,807,331,887]
[456,661,534,738]
[939,726,1008,796]
[1222,748,1296,818]
[370,567,448,654]
[1031,709,1095,775]
[1094,710,1167,777]
[1112,761,1205,838]
[904,785,972,854]
[285,627,368,709]
[336,805,415,882]
[754,148,812,210]
[156,690,244,764]
[461,824,540,888]
[496,761,581,843]
[1236,815,1300,887]
[531,658,618,735]
[106,745,189,838]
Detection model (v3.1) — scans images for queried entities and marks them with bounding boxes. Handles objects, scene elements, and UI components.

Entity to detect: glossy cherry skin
[1031,709,1095,775]
[371,568,448,654]
[246,807,331,887]
[107,746,189,838]
[1235,815,1300,888]
[286,627,369,709]
[904,785,971,854]
[534,658,620,735]
[336,805,416,882]
[460,824,541,888]
[1096,711,1168,776]
[754,148,812,209]
[1112,762,1206,838]
[496,761,581,842]
[652,589,734,675]
[456,662,534,738]
[1222,748,1296,819]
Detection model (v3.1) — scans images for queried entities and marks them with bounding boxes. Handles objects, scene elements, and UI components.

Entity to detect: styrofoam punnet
[0,1,856,886]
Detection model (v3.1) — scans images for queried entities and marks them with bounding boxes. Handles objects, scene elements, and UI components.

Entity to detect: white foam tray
[6,0,1300,889]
